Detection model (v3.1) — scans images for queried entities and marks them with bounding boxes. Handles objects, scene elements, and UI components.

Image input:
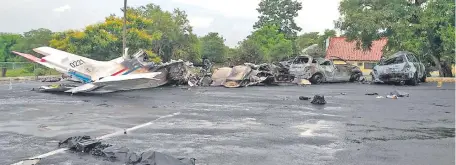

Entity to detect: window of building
[357,62,363,66]
[364,62,375,69]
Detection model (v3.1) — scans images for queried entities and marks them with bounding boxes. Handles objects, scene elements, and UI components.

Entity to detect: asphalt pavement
[0,81,454,165]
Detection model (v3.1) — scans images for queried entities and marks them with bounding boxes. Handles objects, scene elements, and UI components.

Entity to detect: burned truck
[289,55,362,84]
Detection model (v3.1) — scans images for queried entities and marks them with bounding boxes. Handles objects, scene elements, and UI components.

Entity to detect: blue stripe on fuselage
[68,71,92,83]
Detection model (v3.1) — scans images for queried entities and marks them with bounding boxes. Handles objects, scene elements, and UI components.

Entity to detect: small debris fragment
[82,100,90,102]
[152,106,158,108]
[432,103,451,107]
[386,95,398,99]
[124,129,127,134]
[340,92,347,95]
[350,139,362,144]
[299,96,311,100]
[365,92,378,95]
[390,90,409,97]
[311,95,326,105]
[376,96,384,99]
[96,103,112,107]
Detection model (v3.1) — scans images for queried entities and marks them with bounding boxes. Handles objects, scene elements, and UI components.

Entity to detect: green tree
[253,0,303,38]
[336,0,455,77]
[200,32,227,63]
[297,32,320,51]
[236,39,265,64]
[0,33,22,77]
[132,4,201,62]
[247,25,293,62]
[50,8,163,62]
[11,28,53,57]
[316,29,336,48]
[253,0,303,55]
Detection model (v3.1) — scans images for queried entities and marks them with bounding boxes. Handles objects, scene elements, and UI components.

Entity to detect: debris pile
[311,95,326,105]
[58,136,196,165]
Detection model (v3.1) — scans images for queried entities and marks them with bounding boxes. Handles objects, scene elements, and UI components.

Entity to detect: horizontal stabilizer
[11,51,43,62]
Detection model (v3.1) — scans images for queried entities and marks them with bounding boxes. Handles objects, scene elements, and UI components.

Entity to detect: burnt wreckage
[371,51,426,85]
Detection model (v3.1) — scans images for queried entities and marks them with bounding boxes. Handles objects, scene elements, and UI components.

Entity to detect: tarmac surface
[0,81,454,165]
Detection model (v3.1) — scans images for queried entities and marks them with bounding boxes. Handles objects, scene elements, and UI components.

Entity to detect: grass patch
[4,68,60,77]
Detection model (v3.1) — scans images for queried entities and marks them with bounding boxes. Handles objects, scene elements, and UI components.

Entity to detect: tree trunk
[1,68,6,77]
[429,54,442,76]
[440,61,453,77]
[430,54,453,77]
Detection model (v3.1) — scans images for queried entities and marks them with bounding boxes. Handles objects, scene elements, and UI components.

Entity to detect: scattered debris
[299,96,311,100]
[311,95,326,105]
[39,77,61,82]
[390,90,409,97]
[58,136,196,165]
[365,92,378,95]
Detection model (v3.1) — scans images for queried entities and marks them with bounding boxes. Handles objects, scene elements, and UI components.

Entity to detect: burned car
[289,55,362,84]
[371,51,425,85]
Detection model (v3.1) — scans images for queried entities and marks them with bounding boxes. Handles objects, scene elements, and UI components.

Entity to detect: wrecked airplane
[289,55,363,84]
[13,47,169,94]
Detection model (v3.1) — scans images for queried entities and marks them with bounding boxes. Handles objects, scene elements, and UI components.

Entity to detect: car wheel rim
[316,75,322,83]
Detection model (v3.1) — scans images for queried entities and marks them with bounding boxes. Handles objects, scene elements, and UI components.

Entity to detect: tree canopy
[253,0,303,39]
[336,0,455,76]
[199,32,227,63]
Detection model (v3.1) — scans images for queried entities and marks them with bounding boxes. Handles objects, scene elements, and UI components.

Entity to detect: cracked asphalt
[0,81,454,165]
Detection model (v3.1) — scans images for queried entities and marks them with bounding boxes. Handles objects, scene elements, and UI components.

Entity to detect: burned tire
[420,75,426,83]
[407,72,419,86]
[350,72,362,82]
[310,73,323,84]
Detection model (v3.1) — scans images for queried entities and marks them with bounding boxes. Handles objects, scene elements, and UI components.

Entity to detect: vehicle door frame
[327,56,352,82]
[405,53,422,78]
[319,59,336,82]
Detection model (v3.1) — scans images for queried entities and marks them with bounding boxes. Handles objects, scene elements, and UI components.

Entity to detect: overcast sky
[0,0,341,47]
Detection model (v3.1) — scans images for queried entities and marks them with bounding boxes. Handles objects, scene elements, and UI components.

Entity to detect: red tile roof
[325,37,387,61]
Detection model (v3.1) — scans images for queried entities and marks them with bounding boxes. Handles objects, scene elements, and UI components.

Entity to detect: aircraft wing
[65,72,163,93]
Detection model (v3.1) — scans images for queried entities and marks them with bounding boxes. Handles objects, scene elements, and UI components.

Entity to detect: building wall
[333,60,378,75]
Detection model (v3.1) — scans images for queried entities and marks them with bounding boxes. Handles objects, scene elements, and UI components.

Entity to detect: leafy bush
[34,68,46,76]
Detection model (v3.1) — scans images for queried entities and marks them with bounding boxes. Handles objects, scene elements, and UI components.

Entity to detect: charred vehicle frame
[371,51,426,85]
[289,55,362,84]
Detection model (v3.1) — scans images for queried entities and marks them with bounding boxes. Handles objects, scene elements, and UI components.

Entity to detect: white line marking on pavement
[11,112,181,165]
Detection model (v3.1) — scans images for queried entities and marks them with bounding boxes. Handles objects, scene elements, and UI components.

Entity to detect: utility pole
[122,0,127,56]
